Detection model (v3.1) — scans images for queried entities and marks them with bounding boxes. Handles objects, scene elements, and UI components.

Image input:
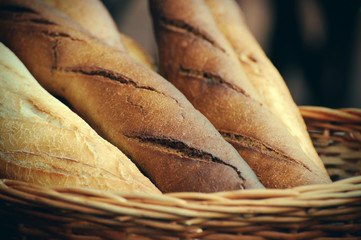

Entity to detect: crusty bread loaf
[0,42,160,194]
[41,0,125,51]
[204,0,327,174]
[0,0,264,192]
[150,0,331,188]
[42,0,156,70]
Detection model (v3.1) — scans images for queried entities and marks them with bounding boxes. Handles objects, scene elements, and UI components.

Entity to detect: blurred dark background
[102,0,361,108]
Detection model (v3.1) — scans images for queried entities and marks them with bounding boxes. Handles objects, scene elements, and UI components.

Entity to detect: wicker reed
[0,107,360,240]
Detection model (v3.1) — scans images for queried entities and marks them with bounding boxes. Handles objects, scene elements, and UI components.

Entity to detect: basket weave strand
[0,107,361,239]
[299,106,361,182]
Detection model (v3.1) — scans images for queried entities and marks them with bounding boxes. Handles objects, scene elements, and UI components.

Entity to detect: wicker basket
[0,106,360,240]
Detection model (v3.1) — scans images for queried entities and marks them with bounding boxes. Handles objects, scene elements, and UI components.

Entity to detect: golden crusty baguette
[0,42,160,194]
[41,0,124,51]
[42,0,156,70]
[150,0,331,188]
[205,0,327,174]
[0,0,264,192]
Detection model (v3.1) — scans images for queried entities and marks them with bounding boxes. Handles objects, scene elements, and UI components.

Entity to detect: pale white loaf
[0,42,160,194]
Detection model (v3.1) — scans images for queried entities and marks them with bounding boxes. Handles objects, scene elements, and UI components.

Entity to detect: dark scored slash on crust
[28,18,54,25]
[126,134,246,188]
[159,16,226,53]
[69,67,157,92]
[220,130,312,172]
[0,4,39,14]
[40,32,84,70]
[0,4,55,25]
[179,65,251,98]
[65,66,184,106]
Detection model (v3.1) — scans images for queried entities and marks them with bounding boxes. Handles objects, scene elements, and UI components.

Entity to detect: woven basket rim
[1,176,360,239]
[299,106,361,123]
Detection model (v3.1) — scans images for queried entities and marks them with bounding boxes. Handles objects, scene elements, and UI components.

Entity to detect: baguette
[0,42,160,194]
[150,0,331,188]
[205,0,327,174]
[0,0,264,192]
[43,0,156,70]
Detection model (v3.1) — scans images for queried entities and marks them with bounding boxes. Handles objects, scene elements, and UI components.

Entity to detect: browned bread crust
[150,0,331,188]
[41,0,125,51]
[0,42,160,194]
[43,0,156,70]
[205,0,327,173]
[0,0,264,192]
